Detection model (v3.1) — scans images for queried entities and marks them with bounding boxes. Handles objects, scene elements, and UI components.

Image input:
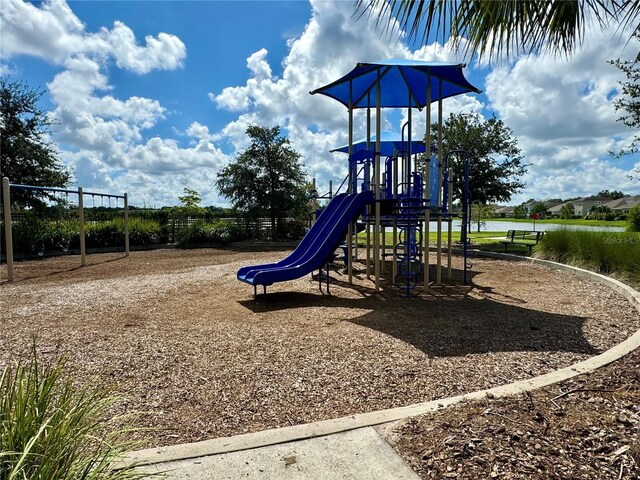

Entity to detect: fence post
[2,177,14,281]
[78,187,86,266]
[124,193,129,256]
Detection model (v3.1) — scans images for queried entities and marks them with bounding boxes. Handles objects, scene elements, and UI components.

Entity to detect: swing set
[2,177,129,281]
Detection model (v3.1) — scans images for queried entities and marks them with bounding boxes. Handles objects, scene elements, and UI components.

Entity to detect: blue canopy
[310,59,480,109]
[331,130,426,157]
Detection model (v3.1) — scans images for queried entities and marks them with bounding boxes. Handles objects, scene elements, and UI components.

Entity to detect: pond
[441,220,625,233]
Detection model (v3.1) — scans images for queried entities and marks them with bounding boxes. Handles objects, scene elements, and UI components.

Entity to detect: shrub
[627,205,640,232]
[535,229,640,283]
[176,220,247,248]
[0,348,147,479]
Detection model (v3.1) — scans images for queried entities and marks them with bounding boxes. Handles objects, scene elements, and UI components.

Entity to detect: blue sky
[1,0,638,207]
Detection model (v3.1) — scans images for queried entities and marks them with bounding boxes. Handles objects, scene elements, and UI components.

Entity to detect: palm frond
[356,0,632,61]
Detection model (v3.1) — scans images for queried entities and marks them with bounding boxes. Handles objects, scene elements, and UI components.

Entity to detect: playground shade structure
[330,130,426,157]
[310,59,481,108]
[237,191,374,289]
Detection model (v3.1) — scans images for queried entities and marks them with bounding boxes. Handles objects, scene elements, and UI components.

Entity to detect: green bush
[2,217,162,255]
[535,229,640,283]
[0,348,148,479]
[176,220,248,248]
[627,205,640,232]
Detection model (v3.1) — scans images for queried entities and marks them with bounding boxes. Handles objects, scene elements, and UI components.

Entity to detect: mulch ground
[389,348,640,479]
[1,247,638,451]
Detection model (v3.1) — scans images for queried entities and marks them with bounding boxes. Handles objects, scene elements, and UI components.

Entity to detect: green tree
[513,204,528,219]
[627,204,640,232]
[589,205,614,220]
[1,77,71,208]
[531,202,549,218]
[178,188,202,207]
[216,125,308,239]
[597,189,625,199]
[357,1,639,61]
[424,112,526,205]
[560,202,575,219]
[610,32,640,159]
[470,202,496,232]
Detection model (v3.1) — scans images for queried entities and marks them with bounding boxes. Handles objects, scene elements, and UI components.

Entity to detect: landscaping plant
[0,348,149,479]
[535,229,640,283]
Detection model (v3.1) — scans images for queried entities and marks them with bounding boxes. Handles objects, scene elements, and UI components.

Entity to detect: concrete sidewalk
[140,426,420,479]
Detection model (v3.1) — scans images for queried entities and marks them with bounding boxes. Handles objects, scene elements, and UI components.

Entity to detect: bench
[500,230,544,254]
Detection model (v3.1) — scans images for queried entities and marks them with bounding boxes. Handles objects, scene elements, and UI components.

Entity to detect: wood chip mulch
[389,347,640,479]
[1,248,638,452]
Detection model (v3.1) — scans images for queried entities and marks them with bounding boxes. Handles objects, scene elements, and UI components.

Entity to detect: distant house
[602,195,640,215]
[495,206,515,218]
[548,202,567,217]
[572,196,612,216]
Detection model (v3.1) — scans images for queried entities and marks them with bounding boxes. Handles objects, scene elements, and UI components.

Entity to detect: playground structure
[1,176,129,281]
[238,59,480,296]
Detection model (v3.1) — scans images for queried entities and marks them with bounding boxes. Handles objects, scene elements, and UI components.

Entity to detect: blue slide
[238,190,374,289]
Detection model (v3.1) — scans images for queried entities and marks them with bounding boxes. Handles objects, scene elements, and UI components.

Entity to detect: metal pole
[374,69,381,291]
[347,80,354,284]
[366,95,371,280]
[78,187,86,266]
[436,80,443,284]
[124,192,129,256]
[447,169,453,280]
[392,150,398,280]
[424,73,431,288]
[312,178,317,223]
[2,177,14,282]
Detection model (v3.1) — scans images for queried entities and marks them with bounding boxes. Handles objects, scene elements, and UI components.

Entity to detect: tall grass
[0,349,149,479]
[535,229,640,284]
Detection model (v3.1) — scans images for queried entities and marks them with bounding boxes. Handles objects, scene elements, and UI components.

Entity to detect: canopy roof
[331,130,425,157]
[310,59,480,109]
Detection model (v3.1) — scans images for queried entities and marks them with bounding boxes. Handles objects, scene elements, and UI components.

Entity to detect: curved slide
[238,190,374,289]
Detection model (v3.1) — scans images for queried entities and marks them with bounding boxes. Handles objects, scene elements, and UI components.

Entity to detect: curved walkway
[126,254,640,478]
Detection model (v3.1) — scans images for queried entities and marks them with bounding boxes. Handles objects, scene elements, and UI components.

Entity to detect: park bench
[500,230,544,254]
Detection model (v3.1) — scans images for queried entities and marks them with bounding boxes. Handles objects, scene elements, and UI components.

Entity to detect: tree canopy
[1,77,70,208]
[426,112,526,205]
[597,189,626,199]
[216,125,309,238]
[610,32,640,158]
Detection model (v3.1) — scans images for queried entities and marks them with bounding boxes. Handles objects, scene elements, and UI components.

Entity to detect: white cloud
[484,23,640,203]
[0,0,186,73]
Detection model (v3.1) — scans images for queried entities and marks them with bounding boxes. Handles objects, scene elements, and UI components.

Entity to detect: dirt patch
[389,348,640,479]
[1,248,638,449]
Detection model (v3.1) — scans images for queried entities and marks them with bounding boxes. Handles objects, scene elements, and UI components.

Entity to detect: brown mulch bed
[389,347,640,479]
[1,248,638,450]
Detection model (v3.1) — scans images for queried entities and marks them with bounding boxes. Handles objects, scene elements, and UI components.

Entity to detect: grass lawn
[487,217,626,228]
[354,230,534,254]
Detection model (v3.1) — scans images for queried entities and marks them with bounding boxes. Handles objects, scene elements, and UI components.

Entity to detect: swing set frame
[2,177,129,281]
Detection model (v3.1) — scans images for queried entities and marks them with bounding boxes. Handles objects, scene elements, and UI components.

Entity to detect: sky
[1,0,638,207]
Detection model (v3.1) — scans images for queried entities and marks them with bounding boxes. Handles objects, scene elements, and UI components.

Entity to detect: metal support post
[78,187,86,266]
[2,177,14,281]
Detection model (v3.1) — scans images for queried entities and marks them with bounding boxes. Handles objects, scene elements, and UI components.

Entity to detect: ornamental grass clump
[535,229,640,283]
[0,349,149,479]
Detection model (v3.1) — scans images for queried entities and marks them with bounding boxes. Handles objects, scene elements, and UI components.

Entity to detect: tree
[610,32,640,159]
[627,204,640,232]
[531,202,549,218]
[425,112,526,205]
[597,189,625,199]
[513,204,528,219]
[1,77,71,208]
[470,202,496,232]
[216,125,308,239]
[178,188,202,207]
[357,1,639,61]
[560,202,575,219]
